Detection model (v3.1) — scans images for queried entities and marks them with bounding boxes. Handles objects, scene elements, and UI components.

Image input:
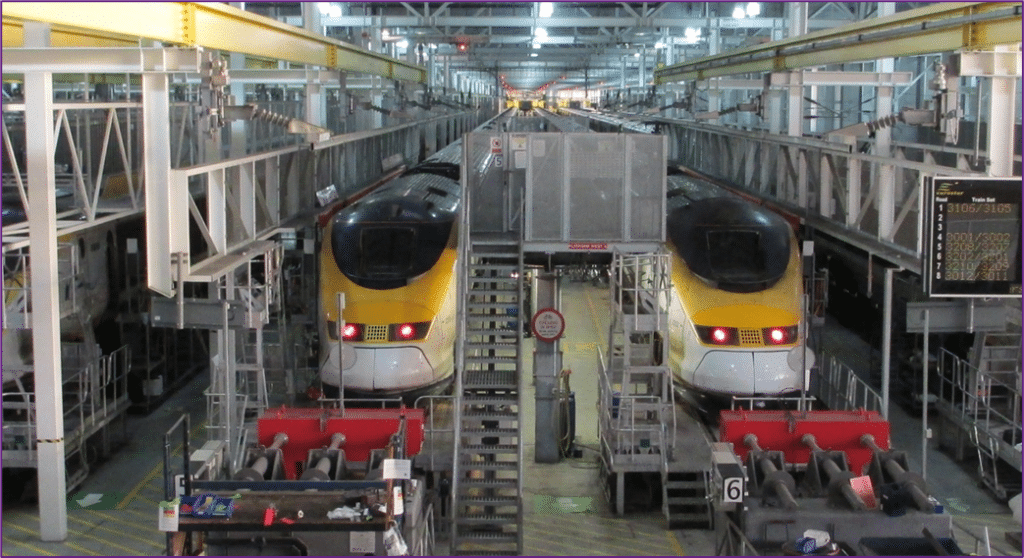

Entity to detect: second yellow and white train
[664,171,808,397]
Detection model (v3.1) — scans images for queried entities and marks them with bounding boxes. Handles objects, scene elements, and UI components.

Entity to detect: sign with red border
[568,242,608,250]
[531,307,565,342]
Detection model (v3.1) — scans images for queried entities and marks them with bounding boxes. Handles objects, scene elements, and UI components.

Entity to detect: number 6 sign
[723,476,744,503]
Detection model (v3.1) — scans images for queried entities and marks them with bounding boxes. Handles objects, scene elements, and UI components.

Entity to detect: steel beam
[2,47,204,74]
[2,2,426,83]
[655,2,1022,83]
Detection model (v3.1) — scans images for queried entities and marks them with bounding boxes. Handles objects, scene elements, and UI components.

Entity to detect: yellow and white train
[317,114,510,398]
[664,171,808,397]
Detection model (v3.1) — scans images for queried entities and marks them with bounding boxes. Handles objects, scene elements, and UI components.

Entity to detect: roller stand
[234,432,289,482]
[861,434,933,512]
[801,434,868,510]
[743,434,799,510]
[301,432,348,481]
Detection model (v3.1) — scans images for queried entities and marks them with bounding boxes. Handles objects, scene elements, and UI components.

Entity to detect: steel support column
[786,71,805,205]
[143,71,182,297]
[229,52,247,158]
[881,267,894,420]
[971,48,1022,177]
[24,22,68,541]
[533,272,562,463]
[875,3,897,242]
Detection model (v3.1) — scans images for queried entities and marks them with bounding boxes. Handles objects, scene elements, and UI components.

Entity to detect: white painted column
[787,3,809,207]
[638,47,646,88]
[987,55,1019,177]
[707,79,721,124]
[786,73,804,202]
[766,77,784,195]
[444,56,451,94]
[229,52,247,158]
[875,2,896,241]
[24,21,68,541]
[301,1,321,35]
[370,23,383,129]
[306,71,326,133]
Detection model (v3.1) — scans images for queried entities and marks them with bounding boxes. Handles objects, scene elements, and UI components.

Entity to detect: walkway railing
[815,351,883,413]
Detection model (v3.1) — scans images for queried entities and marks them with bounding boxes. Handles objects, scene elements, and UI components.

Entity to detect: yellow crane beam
[655,2,1022,84]
[2,2,426,83]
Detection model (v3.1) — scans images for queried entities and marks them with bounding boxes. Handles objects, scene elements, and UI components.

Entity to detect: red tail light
[695,325,738,346]
[389,321,431,341]
[397,323,416,339]
[762,326,798,345]
[342,323,362,341]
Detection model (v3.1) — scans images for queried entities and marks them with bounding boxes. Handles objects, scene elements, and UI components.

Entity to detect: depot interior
[1,2,1022,557]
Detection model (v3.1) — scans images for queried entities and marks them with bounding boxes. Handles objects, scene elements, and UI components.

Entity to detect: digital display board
[925,176,1021,297]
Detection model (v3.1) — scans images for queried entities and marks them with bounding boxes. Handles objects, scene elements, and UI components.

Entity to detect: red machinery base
[257,406,425,480]
[719,409,890,475]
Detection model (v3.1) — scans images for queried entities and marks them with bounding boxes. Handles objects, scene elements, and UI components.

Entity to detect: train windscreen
[359,227,415,278]
[706,231,765,278]
[332,214,452,290]
[669,197,791,293]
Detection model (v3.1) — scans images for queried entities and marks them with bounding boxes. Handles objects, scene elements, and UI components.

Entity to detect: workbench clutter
[158,495,237,532]
[383,524,409,556]
[181,494,237,518]
[327,501,379,521]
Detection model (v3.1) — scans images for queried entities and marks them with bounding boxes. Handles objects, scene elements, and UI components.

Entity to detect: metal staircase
[600,251,688,525]
[968,332,1022,500]
[970,332,1022,414]
[451,233,524,555]
[662,468,714,529]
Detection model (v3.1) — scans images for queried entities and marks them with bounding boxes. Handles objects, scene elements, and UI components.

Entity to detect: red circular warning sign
[531,307,565,342]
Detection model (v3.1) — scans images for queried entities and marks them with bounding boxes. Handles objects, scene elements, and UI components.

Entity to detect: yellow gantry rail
[2,2,427,83]
[654,2,1022,84]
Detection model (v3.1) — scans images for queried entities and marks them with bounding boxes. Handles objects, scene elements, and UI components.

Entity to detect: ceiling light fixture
[317,2,341,18]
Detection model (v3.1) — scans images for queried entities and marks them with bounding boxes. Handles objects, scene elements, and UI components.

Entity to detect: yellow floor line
[117,420,206,510]
[63,541,99,556]
[67,514,163,550]
[666,529,686,555]
[86,508,160,532]
[524,533,615,556]
[2,522,38,537]
[66,524,142,555]
[0,531,56,557]
[525,516,672,555]
[525,514,667,548]
[116,461,166,510]
[582,287,604,336]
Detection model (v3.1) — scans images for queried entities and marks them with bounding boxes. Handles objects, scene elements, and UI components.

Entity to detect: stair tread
[454,529,519,539]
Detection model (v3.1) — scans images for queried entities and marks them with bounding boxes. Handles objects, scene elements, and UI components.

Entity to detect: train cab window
[706,230,765,278]
[359,227,415,277]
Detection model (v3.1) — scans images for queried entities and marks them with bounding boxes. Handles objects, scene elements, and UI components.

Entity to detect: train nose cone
[753,351,802,394]
[371,348,433,391]
[694,351,756,394]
